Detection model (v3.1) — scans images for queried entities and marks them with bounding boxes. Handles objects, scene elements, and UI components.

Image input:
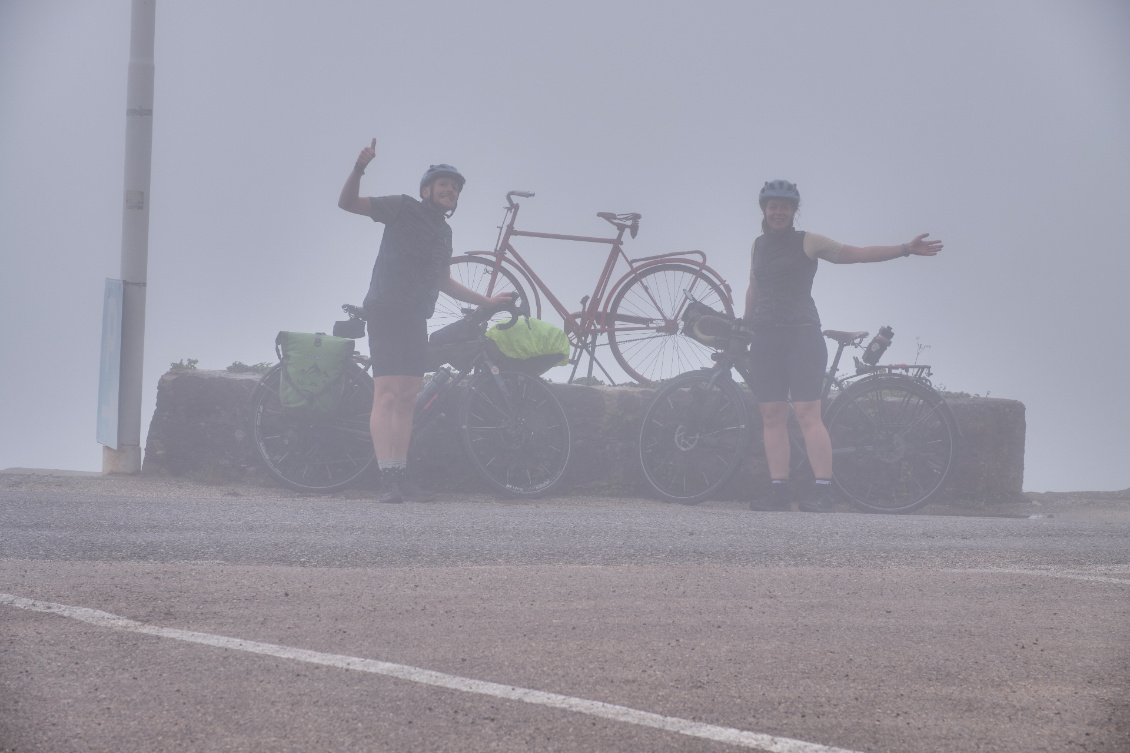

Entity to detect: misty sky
[2,0,1128,492]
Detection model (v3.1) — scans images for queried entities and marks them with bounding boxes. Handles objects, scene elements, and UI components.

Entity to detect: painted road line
[0,592,862,753]
[944,567,1130,585]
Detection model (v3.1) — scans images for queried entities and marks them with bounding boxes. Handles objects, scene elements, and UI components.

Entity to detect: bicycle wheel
[607,263,733,384]
[638,371,750,504]
[432,256,532,337]
[250,363,376,493]
[458,370,572,497]
[824,376,956,513]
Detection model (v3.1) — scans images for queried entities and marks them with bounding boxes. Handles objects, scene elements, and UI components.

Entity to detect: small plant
[915,338,991,398]
[936,385,992,399]
[226,361,273,374]
[169,358,199,372]
[914,336,931,365]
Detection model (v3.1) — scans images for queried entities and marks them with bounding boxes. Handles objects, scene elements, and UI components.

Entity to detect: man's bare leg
[370,375,422,501]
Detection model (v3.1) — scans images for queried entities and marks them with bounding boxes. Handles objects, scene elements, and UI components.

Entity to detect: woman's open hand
[907,233,943,256]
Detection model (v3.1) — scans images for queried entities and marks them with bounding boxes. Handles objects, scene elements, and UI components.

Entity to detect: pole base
[102,445,142,475]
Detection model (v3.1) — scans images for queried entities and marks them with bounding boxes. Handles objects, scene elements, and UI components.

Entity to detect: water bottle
[418,366,453,409]
[861,326,894,365]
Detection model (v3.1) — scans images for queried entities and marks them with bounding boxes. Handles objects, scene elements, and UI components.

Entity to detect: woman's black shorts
[365,306,429,378]
[748,324,827,403]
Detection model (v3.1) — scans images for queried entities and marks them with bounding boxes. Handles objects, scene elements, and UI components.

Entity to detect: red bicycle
[433,191,734,385]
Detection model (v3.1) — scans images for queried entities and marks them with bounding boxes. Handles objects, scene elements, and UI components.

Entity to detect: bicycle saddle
[341,303,366,321]
[597,211,642,224]
[597,212,641,238]
[823,329,868,346]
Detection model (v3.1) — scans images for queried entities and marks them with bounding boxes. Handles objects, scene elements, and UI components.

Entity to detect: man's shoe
[378,469,404,504]
[798,488,837,513]
[750,483,791,511]
[401,478,436,502]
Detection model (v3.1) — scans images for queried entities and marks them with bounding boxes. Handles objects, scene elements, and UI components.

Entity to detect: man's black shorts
[748,324,827,403]
[365,305,429,378]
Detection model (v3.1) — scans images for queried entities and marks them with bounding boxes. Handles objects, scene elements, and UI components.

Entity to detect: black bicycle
[638,302,959,513]
[249,297,571,497]
[248,321,377,494]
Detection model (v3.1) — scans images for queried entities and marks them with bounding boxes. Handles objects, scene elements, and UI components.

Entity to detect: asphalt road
[2,470,1128,753]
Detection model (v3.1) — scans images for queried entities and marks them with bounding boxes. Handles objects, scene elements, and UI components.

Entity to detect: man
[338,139,510,503]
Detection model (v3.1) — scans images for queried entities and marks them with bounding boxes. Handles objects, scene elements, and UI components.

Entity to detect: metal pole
[103,0,155,474]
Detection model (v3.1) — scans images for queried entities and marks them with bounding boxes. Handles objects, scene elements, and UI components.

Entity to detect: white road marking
[944,567,1130,585]
[0,592,862,753]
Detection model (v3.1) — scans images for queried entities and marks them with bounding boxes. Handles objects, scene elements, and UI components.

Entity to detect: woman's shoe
[799,489,837,513]
[750,483,791,511]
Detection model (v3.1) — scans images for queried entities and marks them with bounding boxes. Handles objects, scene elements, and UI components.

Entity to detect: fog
[2,0,1128,492]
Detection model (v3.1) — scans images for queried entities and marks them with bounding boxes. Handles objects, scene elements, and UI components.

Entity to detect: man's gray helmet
[759,179,800,208]
[420,164,466,193]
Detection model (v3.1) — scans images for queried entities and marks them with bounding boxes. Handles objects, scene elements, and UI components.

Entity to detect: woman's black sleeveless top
[748,228,821,328]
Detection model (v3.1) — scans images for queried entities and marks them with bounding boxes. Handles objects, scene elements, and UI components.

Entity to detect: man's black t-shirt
[361,195,453,319]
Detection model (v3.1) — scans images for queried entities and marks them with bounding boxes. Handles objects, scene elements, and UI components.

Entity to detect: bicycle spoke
[250,364,376,493]
[433,257,531,337]
[608,264,733,384]
[638,373,749,504]
[826,377,955,513]
[459,371,571,497]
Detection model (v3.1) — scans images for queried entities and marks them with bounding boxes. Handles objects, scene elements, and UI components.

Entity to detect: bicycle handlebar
[340,297,530,332]
[469,292,530,331]
[507,190,535,208]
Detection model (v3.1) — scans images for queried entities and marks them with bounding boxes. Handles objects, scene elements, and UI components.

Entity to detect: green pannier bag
[274,331,355,416]
[484,318,570,376]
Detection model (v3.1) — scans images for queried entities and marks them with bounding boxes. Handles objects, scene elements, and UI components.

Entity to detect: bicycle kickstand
[568,331,617,386]
[567,295,617,385]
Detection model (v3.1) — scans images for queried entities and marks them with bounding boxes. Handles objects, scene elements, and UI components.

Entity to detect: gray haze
[2,0,1128,492]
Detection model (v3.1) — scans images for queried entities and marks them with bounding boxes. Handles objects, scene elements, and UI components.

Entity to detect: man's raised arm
[338,138,376,215]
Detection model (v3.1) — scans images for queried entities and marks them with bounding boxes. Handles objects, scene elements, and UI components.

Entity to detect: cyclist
[744,180,942,512]
[338,139,512,503]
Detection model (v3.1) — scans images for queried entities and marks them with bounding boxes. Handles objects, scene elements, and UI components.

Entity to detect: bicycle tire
[638,371,750,504]
[824,376,956,514]
[607,263,734,384]
[432,256,533,338]
[458,370,572,497]
[249,363,376,493]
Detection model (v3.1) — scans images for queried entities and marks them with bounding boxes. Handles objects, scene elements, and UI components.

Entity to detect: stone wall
[142,370,266,482]
[143,369,1025,502]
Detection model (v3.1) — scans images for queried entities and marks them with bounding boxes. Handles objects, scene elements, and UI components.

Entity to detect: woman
[744,180,942,512]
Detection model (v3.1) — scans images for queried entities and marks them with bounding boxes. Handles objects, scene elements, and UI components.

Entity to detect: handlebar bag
[681,301,744,349]
[427,317,483,371]
[429,317,481,347]
[274,331,355,416]
[484,318,569,376]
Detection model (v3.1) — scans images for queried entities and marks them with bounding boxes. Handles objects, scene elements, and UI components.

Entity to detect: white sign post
[100,0,155,474]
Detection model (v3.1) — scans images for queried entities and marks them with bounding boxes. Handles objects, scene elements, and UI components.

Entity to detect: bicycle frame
[709,331,898,406]
[712,328,960,445]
